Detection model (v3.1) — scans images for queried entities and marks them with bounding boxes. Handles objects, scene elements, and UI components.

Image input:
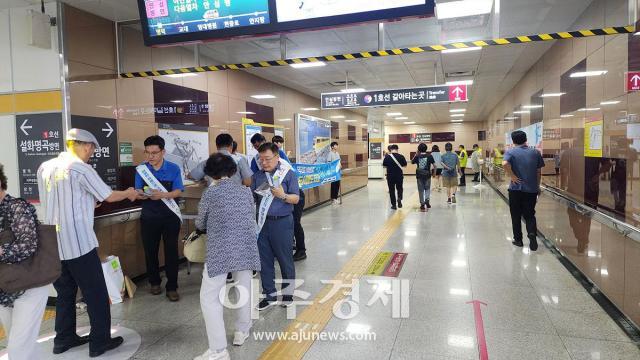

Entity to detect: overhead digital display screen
[143,0,270,37]
[275,0,425,22]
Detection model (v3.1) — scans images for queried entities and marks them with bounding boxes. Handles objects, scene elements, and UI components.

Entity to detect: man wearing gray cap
[37,128,138,358]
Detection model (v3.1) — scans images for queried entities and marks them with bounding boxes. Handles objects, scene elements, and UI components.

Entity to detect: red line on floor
[467,300,489,360]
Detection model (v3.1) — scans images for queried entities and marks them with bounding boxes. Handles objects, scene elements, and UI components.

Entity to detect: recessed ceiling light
[344,119,358,122]
[395,117,409,120]
[451,119,464,123]
[340,88,366,93]
[386,112,402,116]
[277,118,291,122]
[513,110,530,114]
[251,94,276,99]
[171,100,192,103]
[570,70,607,78]
[522,105,543,109]
[290,61,326,69]
[442,47,482,54]
[578,107,601,111]
[183,122,195,126]
[403,121,416,125]
[166,73,197,78]
[560,114,574,118]
[600,100,621,105]
[236,111,256,115]
[504,116,518,120]
[301,107,319,111]
[330,115,345,119]
[451,114,465,117]
[446,80,473,86]
[540,92,565,97]
[450,109,466,113]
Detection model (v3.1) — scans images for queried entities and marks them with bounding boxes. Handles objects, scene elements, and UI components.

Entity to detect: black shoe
[293,251,307,262]
[53,335,90,354]
[281,295,294,307]
[257,299,277,311]
[447,198,452,204]
[391,206,397,210]
[420,204,426,212]
[529,238,539,251]
[512,240,524,247]
[398,200,403,208]
[426,200,431,208]
[89,337,124,358]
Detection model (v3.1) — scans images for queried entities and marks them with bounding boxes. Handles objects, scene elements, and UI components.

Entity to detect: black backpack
[416,155,430,177]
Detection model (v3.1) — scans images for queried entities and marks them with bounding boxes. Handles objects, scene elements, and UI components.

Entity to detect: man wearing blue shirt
[250,133,289,173]
[251,143,300,311]
[135,135,185,301]
[503,130,545,251]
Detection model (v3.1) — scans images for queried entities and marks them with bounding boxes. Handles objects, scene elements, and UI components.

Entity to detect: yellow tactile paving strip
[259,195,417,360]
[0,308,56,341]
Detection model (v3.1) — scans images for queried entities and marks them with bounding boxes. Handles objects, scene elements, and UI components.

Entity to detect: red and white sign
[449,85,468,102]
[627,71,640,92]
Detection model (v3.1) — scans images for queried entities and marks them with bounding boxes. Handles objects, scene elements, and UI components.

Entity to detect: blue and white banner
[293,160,342,190]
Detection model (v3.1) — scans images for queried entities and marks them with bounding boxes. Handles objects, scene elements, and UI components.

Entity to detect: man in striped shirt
[38,129,138,358]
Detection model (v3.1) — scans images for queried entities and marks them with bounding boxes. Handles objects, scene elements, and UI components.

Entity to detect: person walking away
[458,145,468,186]
[251,143,300,310]
[470,144,482,182]
[194,154,261,360]
[411,144,435,212]
[135,135,184,302]
[0,164,49,360]
[38,129,138,357]
[502,130,545,251]
[441,143,460,204]
[383,144,408,210]
[328,142,342,204]
[250,134,289,173]
[431,145,443,191]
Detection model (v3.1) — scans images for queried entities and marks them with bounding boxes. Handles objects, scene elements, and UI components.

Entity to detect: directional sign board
[15,113,63,201]
[70,116,119,189]
[627,71,640,92]
[321,85,469,109]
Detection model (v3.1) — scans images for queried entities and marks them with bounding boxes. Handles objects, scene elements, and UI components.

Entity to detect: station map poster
[71,116,119,189]
[15,113,63,202]
[296,114,332,164]
[276,0,424,22]
[584,120,604,158]
[505,122,544,154]
[158,123,210,182]
[144,0,270,37]
[242,120,285,160]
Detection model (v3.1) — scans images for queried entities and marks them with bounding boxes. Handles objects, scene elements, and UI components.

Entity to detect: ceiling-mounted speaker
[28,9,52,50]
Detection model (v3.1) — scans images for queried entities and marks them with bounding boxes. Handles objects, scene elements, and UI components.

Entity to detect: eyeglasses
[144,150,162,156]
[259,156,276,163]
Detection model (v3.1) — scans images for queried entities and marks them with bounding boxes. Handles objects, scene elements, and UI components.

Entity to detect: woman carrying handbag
[0,164,50,360]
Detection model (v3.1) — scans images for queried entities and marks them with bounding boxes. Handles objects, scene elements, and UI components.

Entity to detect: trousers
[417,177,431,205]
[141,215,181,291]
[54,248,111,352]
[0,285,49,360]
[331,181,341,200]
[293,190,306,252]
[387,176,404,205]
[257,215,295,301]
[200,266,253,352]
[508,190,538,243]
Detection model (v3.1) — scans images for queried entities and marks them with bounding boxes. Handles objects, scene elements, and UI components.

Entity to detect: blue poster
[296,114,332,164]
[293,160,342,190]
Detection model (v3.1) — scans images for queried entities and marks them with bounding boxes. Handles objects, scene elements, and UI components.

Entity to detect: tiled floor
[3,179,640,359]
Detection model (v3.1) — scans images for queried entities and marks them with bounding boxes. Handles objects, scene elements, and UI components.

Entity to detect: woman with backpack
[412,144,435,212]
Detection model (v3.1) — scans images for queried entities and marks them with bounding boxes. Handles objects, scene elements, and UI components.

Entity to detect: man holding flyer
[135,135,184,302]
[251,143,300,311]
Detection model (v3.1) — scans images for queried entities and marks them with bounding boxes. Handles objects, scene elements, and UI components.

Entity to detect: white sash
[255,159,291,234]
[254,153,263,171]
[136,164,182,222]
[389,153,403,169]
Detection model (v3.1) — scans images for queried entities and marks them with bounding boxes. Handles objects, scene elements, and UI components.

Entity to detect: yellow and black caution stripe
[121,25,635,78]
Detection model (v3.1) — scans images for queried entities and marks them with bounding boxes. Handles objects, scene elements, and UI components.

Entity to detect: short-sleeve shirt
[383,153,407,178]
[412,153,435,179]
[504,145,545,193]
[251,149,289,173]
[135,160,184,218]
[441,152,459,177]
[189,150,252,186]
[38,152,113,260]
[431,152,443,169]
[251,164,300,216]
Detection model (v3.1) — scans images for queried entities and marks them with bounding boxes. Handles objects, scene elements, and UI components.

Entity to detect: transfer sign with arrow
[449,84,468,102]
[102,122,114,138]
[627,71,640,92]
[20,119,33,136]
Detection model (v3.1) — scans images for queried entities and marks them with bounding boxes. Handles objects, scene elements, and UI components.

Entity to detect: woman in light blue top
[431,145,444,191]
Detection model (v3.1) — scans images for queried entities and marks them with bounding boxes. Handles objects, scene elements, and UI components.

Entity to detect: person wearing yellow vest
[458,145,468,186]
[492,144,505,181]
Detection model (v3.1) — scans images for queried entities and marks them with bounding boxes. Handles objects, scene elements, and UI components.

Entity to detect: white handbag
[183,230,206,263]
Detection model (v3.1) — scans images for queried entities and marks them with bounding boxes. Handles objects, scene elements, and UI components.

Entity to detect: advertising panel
[157,123,210,181]
[296,113,332,164]
[584,120,603,158]
[505,122,544,154]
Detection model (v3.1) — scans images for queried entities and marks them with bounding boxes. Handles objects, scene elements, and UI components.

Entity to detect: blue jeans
[258,215,296,301]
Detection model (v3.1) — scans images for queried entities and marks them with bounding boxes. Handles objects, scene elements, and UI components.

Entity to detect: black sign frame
[321,85,467,109]
[70,116,119,190]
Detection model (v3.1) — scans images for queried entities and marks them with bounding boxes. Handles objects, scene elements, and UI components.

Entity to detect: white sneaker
[194,349,230,360]
[233,331,250,346]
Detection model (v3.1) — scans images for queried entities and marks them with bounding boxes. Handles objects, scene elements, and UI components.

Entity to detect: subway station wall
[482,0,640,325]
